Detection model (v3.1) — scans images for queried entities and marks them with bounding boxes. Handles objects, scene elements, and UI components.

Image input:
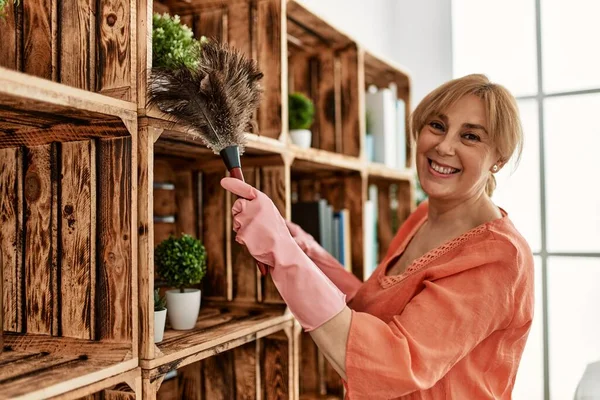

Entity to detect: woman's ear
[491,159,506,173]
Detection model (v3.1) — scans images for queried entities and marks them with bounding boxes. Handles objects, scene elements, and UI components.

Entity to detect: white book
[396,99,407,170]
[365,88,397,168]
[363,200,376,280]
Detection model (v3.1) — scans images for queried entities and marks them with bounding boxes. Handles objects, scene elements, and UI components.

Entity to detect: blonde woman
[220,74,534,399]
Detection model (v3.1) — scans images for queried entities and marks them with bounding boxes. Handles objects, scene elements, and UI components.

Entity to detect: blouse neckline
[378,206,509,289]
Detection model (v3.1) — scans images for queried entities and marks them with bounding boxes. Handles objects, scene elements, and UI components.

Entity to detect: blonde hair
[410,74,523,197]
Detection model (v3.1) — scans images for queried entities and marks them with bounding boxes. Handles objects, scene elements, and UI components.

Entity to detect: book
[365,88,397,168]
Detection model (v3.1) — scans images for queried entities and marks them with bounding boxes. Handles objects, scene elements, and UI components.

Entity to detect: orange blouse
[343,201,535,399]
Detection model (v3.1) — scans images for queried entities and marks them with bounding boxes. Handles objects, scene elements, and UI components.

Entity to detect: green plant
[154,288,166,311]
[155,234,207,293]
[288,92,315,130]
[152,13,206,69]
[0,0,18,18]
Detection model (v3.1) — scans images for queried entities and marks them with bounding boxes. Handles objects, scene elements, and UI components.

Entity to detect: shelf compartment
[0,67,136,149]
[366,162,414,183]
[291,146,362,175]
[287,1,361,157]
[50,368,141,400]
[0,334,136,400]
[140,302,292,371]
[141,0,283,139]
[0,0,136,101]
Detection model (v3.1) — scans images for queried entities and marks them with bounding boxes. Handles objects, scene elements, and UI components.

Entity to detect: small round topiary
[288,92,315,130]
[155,234,207,292]
[152,13,204,69]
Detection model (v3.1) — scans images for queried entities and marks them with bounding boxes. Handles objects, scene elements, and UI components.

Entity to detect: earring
[492,165,499,172]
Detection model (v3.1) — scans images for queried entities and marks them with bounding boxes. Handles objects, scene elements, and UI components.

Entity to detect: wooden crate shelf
[142,302,291,370]
[290,146,362,175]
[0,67,137,149]
[366,162,414,183]
[0,0,137,102]
[0,334,137,400]
[52,368,141,400]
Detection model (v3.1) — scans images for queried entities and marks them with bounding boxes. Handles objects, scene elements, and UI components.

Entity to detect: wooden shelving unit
[0,0,414,398]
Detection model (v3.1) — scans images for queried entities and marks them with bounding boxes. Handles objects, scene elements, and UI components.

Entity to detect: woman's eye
[463,133,480,141]
[429,121,444,131]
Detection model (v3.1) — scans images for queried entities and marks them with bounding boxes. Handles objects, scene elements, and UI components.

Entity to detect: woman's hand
[220,177,295,267]
[285,220,317,253]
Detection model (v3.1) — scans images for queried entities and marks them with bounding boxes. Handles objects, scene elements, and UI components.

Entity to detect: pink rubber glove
[286,220,363,302]
[221,177,347,331]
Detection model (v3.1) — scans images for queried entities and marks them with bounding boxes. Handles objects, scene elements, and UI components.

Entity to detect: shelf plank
[366,162,413,183]
[141,303,292,371]
[287,1,353,50]
[363,50,411,94]
[291,145,362,174]
[0,333,135,400]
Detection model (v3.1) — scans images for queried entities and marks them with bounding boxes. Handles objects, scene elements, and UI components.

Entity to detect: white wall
[296,0,454,109]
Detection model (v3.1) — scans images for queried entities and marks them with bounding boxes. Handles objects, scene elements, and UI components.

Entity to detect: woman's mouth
[428,158,461,176]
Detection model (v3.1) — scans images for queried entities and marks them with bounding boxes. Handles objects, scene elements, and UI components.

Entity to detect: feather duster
[148,39,268,274]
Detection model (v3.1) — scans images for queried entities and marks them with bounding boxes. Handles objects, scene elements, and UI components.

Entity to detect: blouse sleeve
[344,241,520,398]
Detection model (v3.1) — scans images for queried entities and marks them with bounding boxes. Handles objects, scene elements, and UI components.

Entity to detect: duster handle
[229,167,268,277]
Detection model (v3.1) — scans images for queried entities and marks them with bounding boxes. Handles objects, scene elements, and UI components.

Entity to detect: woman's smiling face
[416,94,500,202]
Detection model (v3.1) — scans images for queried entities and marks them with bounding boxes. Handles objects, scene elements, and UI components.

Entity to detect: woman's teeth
[430,160,459,175]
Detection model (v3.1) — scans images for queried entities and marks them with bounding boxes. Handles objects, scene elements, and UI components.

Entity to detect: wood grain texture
[299,333,318,395]
[157,376,179,400]
[24,144,57,335]
[194,7,225,41]
[227,2,251,56]
[0,0,19,70]
[256,0,282,139]
[0,147,23,333]
[288,52,311,96]
[261,335,289,399]
[22,0,53,79]
[376,184,393,263]
[60,140,95,339]
[153,188,176,216]
[178,362,202,400]
[203,351,234,399]
[233,340,256,400]
[60,0,94,90]
[202,172,227,299]
[154,222,176,248]
[231,168,258,302]
[103,383,136,400]
[339,47,360,157]
[314,52,336,152]
[96,137,132,341]
[344,174,364,280]
[175,170,196,237]
[138,127,155,360]
[260,166,285,303]
[97,0,131,99]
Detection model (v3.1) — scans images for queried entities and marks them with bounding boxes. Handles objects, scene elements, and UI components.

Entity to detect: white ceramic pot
[290,129,312,148]
[154,308,167,343]
[165,288,201,330]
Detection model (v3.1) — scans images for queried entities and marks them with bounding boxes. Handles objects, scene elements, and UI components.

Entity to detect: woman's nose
[435,135,456,156]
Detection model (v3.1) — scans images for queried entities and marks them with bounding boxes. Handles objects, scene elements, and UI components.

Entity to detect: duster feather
[147,39,264,155]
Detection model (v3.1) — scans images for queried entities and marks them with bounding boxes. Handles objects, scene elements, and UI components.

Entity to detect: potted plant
[155,234,207,330]
[288,92,315,148]
[152,12,206,69]
[154,288,167,343]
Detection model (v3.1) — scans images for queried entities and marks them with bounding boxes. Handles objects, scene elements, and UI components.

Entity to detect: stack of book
[291,199,352,272]
[365,85,407,169]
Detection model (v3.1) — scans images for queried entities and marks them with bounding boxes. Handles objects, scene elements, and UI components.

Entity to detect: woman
[220,74,534,399]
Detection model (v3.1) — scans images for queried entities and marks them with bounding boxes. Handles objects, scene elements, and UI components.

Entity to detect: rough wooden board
[0,0,19,70]
[153,188,176,216]
[48,368,141,400]
[201,172,227,299]
[288,51,311,96]
[227,2,251,56]
[299,333,319,395]
[376,183,393,264]
[203,349,235,399]
[175,170,196,237]
[0,147,23,333]
[24,144,56,335]
[194,7,225,41]
[60,140,95,340]
[97,0,131,100]
[156,375,179,400]
[344,174,365,280]
[314,52,336,152]
[177,362,202,400]
[339,47,360,157]
[261,335,289,399]
[286,1,353,48]
[256,0,282,139]
[154,222,176,248]
[233,342,256,400]
[96,137,132,341]
[22,0,53,80]
[232,168,258,302]
[60,0,94,90]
